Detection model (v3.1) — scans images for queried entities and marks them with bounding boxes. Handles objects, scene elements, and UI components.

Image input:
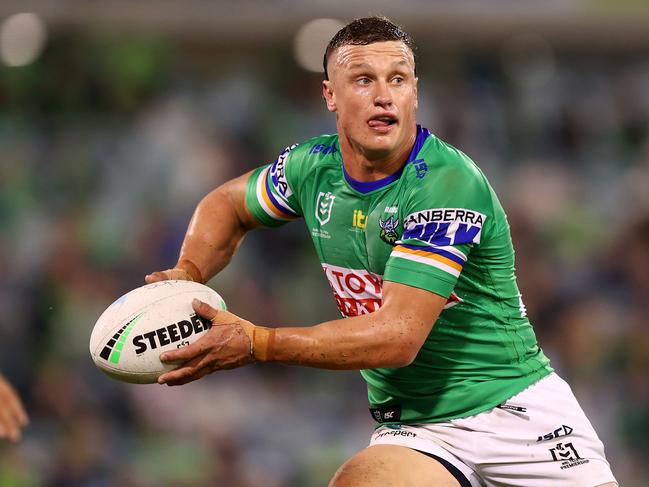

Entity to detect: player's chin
[363,132,399,154]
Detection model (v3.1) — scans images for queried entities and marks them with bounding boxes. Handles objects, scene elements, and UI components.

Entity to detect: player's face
[323,41,418,161]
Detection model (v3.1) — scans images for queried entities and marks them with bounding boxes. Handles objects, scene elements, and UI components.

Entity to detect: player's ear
[322,80,336,112]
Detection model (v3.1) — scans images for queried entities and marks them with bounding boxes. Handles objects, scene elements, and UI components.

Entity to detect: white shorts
[369,373,617,487]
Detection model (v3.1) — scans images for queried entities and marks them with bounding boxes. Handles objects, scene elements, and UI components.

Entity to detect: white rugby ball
[90,280,226,384]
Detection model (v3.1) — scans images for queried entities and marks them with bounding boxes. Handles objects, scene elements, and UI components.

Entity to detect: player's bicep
[221,170,264,231]
[379,281,447,353]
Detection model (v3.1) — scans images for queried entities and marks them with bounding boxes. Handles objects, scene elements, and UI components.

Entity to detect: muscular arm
[158,281,447,385]
[271,281,446,369]
[146,171,261,284]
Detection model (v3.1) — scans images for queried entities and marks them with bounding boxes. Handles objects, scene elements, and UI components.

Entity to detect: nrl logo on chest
[316,191,336,226]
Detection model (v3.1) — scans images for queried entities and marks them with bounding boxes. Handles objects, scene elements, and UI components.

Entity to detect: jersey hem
[372,366,553,426]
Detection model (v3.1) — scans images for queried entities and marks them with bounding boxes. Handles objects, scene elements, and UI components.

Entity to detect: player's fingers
[159,340,207,364]
[163,365,212,386]
[18,405,28,426]
[12,402,28,428]
[192,301,244,328]
[157,353,207,384]
[145,271,170,283]
[192,299,220,322]
[157,365,195,384]
[166,366,215,386]
[0,408,20,442]
[0,379,28,427]
[158,306,228,364]
[4,392,28,427]
[145,268,193,284]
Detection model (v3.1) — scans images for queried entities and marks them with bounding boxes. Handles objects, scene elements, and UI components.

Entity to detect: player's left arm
[157,281,446,385]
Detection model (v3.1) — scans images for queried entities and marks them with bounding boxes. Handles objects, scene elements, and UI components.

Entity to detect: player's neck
[339,131,416,182]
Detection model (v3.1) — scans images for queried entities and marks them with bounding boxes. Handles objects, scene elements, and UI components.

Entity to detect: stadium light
[294,18,345,73]
[0,12,47,67]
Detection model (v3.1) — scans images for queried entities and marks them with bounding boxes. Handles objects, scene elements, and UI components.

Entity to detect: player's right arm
[145,170,262,284]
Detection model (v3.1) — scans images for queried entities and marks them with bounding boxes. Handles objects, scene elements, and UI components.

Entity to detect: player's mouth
[367,115,398,134]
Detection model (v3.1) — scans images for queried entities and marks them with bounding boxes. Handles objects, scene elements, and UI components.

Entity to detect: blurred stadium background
[1,1,648,486]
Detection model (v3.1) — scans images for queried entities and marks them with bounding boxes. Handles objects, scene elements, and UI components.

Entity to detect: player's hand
[145,268,194,284]
[0,375,28,442]
[157,299,255,386]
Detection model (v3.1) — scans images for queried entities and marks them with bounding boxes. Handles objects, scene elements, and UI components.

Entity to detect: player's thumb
[145,271,168,284]
[191,300,258,351]
[192,298,220,322]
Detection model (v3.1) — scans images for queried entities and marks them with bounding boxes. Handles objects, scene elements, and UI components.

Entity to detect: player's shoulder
[423,133,485,180]
[273,133,340,180]
[264,133,339,204]
[403,130,491,195]
[281,133,339,163]
[399,128,502,238]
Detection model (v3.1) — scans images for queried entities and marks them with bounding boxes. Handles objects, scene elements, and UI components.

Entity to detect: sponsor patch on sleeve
[269,143,298,200]
[402,208,486,246]
[256,144,301,221]
[390,208,486,278]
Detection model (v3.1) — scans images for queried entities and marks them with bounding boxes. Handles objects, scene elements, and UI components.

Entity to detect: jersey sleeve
[245,143,303,227]
[384,152,493,298]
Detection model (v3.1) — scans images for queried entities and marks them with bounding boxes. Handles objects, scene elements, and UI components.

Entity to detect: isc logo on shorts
[537,425,573,442]
[370,405,402,423]
[403,208,486,246]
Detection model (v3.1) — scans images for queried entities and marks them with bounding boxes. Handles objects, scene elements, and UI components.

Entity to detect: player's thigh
[329,444,461,487]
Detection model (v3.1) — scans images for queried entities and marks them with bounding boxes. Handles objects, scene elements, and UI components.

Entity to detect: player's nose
[373,81,393,107]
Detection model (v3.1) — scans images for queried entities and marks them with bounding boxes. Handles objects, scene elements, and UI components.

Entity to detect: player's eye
[356,77,371,85]
[392,76,405,84]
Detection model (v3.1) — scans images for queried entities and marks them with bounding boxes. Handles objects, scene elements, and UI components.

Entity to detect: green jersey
[245,125,552,424]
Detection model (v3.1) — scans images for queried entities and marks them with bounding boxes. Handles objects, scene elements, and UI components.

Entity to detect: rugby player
[146,17,617,486]
[0,374,28,442]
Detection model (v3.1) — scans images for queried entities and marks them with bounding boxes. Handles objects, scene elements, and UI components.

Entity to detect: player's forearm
[177,176,257,282]
[262,311,422,370]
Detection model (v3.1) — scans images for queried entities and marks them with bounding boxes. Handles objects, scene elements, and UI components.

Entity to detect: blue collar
[342,125,430,194]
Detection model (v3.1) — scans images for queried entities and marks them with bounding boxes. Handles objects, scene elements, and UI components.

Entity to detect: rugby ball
[90,280,227,384]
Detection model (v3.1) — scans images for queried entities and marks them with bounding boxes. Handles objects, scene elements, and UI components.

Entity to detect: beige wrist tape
[252,326,276,362]
[177,259,204,283]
